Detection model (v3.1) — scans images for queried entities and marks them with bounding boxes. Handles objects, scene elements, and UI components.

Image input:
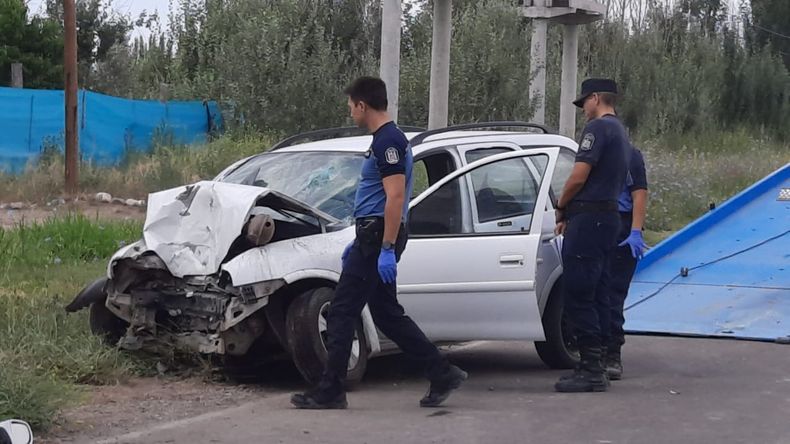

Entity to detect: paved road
[85,336,790,444]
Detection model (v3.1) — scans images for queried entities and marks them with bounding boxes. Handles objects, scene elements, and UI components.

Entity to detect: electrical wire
[752,23,790,40]
[624,228,790,311]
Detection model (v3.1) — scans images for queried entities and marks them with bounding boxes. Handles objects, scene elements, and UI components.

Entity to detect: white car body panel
[398,148,559,341]
[101,128,577,357]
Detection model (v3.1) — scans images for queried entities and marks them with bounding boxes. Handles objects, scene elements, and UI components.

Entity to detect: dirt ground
[0,201,146,228]
[39,376,267,443]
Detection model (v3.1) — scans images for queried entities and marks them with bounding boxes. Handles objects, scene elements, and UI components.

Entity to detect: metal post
[528,2,547,125]
[559,24,579,139]
[11,63,23,88]
[379,0,402,123]
[428,0,452,130]
[64,0,79,195]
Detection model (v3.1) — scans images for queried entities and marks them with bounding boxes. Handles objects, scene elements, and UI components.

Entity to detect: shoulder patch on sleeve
[580,133,595,151]
[384,147,400,164]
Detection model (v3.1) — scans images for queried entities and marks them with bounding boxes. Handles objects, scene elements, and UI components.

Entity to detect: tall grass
[0,216,144,429]
[636,130,788,231]
[0,132,276,202]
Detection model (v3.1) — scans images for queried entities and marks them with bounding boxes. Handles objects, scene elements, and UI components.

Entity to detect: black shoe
[554,368,608,392]
[554,345,607,393]
[420,364,468,407]
[291,389,348,409]
[605,350,623,381]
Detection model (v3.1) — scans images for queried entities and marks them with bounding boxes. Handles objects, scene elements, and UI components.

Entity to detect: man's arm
[382,174,406,244]
[630,189,647,231]
[557,162,592,210]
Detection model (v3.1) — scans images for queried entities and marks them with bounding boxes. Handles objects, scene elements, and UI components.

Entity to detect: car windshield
[221,151,364,221]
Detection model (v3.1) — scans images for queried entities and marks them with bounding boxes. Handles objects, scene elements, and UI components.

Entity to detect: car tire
[89,296,128,346]
[285,287,368,387]
[535,281,579,369]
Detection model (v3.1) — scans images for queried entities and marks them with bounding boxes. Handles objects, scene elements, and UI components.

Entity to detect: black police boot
[291,387,348,409]
[420,364,468,407]
[605,346,623,381]
[554,346,608,393]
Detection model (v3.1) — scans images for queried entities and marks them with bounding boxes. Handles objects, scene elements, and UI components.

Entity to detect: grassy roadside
[0,216,145,429]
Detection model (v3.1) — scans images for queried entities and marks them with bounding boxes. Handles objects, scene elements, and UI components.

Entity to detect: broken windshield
[221,152,364,221]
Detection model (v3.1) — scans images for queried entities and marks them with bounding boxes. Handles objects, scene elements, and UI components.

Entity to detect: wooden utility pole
[64,0,79,195]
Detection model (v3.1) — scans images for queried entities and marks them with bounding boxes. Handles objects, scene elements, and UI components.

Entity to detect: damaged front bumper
[105,253,285,356]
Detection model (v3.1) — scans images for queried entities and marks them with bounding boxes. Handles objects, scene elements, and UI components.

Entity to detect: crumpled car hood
[143,180,337,278]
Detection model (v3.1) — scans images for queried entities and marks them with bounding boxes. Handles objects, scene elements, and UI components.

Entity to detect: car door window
[465,147,512,164]
[408,174,468,236]
[411,151,458,198]
[469,155,546,234]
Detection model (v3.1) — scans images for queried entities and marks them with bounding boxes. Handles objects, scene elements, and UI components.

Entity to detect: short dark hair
[344,76,388,111]
[598,92,618,107]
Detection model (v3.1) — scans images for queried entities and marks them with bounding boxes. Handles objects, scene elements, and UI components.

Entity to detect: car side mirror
[0,420,33,444]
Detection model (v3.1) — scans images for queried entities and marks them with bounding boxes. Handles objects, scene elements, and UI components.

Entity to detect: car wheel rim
[318,301,360,371]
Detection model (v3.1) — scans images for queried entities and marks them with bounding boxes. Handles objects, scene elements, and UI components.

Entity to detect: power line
[753,23,790,40]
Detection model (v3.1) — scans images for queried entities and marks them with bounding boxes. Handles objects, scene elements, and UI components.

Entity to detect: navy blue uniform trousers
[561,210,621,349]
[321,217,447,391]
[602,212,639,348]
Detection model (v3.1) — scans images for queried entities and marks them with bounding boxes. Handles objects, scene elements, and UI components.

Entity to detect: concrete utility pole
[520,1,605,138]
[380,0,402,123]
[559,24,579,138]
[428,0,452,130]
[528,0,548,125]
[11,63,23,88]
[64,0,79,195]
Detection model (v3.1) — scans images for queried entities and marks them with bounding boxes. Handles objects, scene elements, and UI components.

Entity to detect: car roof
[272,131,577,154]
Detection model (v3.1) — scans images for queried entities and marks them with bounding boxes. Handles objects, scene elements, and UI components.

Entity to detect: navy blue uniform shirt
[572,114,631,203]
[618,147,648,213]
[353,121,414,221]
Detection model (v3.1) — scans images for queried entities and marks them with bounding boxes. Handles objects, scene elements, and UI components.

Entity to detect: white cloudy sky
[26,0,743,39]
[26,0,172,40]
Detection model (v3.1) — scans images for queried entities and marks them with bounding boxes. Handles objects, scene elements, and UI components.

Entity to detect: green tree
[45,0,131,87]
[750,0,790,70]
[0,0,63,88]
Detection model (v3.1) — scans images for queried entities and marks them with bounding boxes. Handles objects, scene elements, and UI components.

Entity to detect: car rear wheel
[535,281,579,369]
[285,287,368,386]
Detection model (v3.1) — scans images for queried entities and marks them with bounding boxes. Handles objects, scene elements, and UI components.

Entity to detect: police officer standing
[602,146,648,380]
[291,77,467,409]
[553,78,632,393]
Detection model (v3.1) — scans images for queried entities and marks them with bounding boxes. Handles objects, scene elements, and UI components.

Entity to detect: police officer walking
[291,77,467,409]
[602,146,648,380]
[553,78,632,393]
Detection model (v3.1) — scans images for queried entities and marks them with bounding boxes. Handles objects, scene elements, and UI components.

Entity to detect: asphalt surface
[84,336,790,444]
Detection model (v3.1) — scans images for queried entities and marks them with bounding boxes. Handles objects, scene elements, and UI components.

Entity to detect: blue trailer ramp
[624,163,790,342]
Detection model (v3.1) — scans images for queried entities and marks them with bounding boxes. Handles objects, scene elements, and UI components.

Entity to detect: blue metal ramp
[624,163,790,342]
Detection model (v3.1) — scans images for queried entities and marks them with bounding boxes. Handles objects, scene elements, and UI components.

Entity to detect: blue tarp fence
[0,86,223,173]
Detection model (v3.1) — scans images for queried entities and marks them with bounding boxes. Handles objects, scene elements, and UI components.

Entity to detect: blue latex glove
[377,248,397,284]
[619,229,647,259]
[341,242,353,267]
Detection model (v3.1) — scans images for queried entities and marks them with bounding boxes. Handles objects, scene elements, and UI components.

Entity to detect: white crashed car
[66,122,578,384]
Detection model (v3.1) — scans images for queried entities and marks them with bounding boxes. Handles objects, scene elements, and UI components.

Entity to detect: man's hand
[619,229,647,259]
[554,208,566,235]
[554,221,567,236]
[378,248,397,284]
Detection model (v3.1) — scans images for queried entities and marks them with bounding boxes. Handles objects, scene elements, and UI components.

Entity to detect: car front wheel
[285,287,368,386]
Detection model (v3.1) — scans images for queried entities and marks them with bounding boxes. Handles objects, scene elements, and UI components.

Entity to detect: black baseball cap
[573,78,618,108]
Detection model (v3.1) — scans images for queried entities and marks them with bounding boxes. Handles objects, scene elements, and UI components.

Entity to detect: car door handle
[499,255,524,266]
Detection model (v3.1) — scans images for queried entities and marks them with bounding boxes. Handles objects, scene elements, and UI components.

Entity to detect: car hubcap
[318,301,360,371]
